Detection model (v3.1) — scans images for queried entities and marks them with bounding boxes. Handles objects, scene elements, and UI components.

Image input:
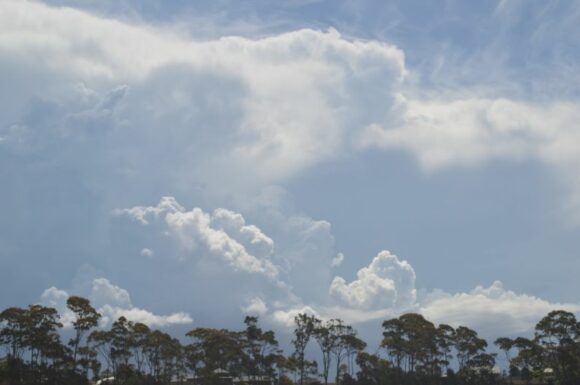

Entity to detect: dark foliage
[1,298,578,385]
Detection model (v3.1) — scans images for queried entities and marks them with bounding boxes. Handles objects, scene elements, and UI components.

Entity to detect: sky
[1,0,580,356]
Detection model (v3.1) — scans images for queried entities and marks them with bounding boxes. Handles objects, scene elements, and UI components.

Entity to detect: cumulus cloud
[90,277,132,309]
[0,0,406,193]
[116,197,281,282]
[114,197,184,226]
[270,305,322,328]
[40,278,192,328]
[0,0,408,322]
[329,250,416,311]
[420,280,580,337]
[210,208,275,259]
[140,247,154,257]
[331,252,344,267]
[320,251,580,337]
[242,297,269,316]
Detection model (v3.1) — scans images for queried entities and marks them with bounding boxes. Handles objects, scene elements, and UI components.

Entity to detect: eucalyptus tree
[0,307,28,361]
[435,323,455,373]
[381,317,405,369]
[313,318,334,385]
[494,336,515,379]
[400,313,437,374]
[355,352,390,385]
[534,310,580,385]
[186,327,245,377]
[329,319,360,385]
[109,316,132,374]
[242,316,281,377]
[511,336,542,381]
[129,321,150,374]
[0,305,66,384]
[382,313,438,374]
[312,318,365,384]
[66,295,100,373]
[25,304,64,370]
[454,326,488,372]
[157,333,185,383]
[343,330,366,377]
[292,313,319,385]
[88,329,114,374]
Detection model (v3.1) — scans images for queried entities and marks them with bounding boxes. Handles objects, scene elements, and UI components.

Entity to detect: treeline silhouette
[1,296,579,385]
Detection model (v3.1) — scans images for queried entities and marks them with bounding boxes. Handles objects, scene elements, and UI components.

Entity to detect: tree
[0,305,67,384]
[88,329,114,374]
[534,310,580,385]
[0,307,27,360]
[494,337,514,381]
[292,313,319,385]
[242,316,281,377]
[186,327,245,378]
[329,319,357,385]
[494,337,514,367]
[381,317,405,369]
[355,352,390,385]
[110,316,132,375]
[512,336,543,383]
[435,324,455,374]
[382,313,438,375]
[454,326,487,372]
[66,295,100,373]
[128,321,150,374]
[313,318,334,385]
[25,304,65,382]
[343,330,366,377]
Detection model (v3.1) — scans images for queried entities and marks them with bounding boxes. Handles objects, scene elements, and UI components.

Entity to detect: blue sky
[1,0,580,350]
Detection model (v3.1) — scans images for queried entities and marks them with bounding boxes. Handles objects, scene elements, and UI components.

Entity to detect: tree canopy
[1,298,579,385]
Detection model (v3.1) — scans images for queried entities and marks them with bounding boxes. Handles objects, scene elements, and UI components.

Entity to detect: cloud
[420,280,580,337]
[331,252,344,267]
[140,247,154,257]
[361,96,580,218]
[0,0,406,194]
[210,208,275,259]
[242,297,269,316]
[40,278,192,328]
[40,286,76,327]
[116,197,281,282]
[114,197,184,226]
[329,250,416,311]
[270,305,322,328]
[109,190,339,326]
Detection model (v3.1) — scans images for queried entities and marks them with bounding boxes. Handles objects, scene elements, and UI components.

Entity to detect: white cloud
[361,96,580,218]
[331,252,345,267]
[111,190,342,326]
[40,286,76,326]
[114,197,184,225]
[270,305,322,328]
[329,250,416,311]
[116,197,281,282]
[97,304,192,329]
[40,277,192,328]
[90,277,132,309]
[140,247,154,257]
[210,208,275,259]
[242,297,269,316]
[420,280,580,337]
[0,0,406,193]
